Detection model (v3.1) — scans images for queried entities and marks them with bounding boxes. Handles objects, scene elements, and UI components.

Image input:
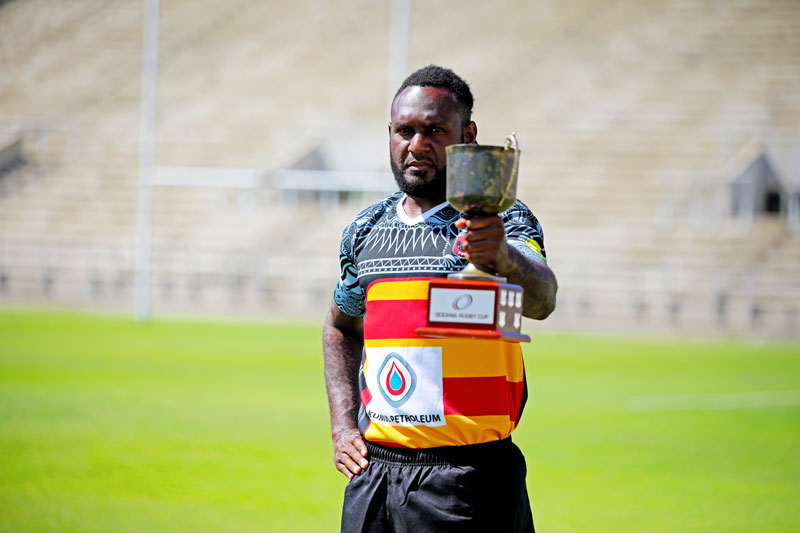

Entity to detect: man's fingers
[352,436,369,461]
[335,452,363,479]
[335,447,364,476]
[333,435,370,479]
[465,251,494,264]
[458,215,503,230]
[347,437,369,468]
[462,239,500,252]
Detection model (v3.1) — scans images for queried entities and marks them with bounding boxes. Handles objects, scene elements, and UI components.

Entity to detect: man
[323,65,557,532]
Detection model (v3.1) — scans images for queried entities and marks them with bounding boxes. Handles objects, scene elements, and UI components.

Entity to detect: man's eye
[431,127,445,134]
[395,127,412,135]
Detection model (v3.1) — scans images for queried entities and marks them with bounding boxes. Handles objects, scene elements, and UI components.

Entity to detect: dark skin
[323,86,558,479]
[322,306,366,479]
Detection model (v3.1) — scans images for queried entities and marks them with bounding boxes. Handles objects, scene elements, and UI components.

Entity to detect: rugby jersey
[333,190,548,448]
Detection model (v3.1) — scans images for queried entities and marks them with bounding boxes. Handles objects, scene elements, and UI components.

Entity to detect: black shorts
[341,437,534,533]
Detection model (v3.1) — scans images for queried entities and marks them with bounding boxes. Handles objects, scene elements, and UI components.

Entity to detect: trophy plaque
[415,133,531,343]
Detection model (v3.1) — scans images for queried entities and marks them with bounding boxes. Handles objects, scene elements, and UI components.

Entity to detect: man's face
[389,86,475,199]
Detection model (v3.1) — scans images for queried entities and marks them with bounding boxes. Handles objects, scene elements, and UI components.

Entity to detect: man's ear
[463,121,477,144]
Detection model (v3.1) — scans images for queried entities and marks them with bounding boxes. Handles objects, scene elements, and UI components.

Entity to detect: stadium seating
[0,0,798,338]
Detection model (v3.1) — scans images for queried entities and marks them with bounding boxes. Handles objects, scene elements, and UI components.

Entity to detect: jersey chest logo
[363,345,445,427]
[378,353,417,407]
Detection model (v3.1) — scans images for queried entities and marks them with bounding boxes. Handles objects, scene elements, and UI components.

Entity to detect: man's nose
[408,132,430,154]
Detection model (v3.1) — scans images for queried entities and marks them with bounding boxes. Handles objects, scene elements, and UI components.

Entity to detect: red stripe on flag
[508,380,525,423]
[443,376,520,417]
[360,385,372,407]
[364,299,428,340]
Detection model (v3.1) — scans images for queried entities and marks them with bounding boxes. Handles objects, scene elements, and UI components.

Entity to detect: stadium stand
[0,0,798,338]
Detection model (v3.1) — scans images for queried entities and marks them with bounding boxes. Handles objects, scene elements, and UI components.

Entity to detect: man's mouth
[405,159,433,170]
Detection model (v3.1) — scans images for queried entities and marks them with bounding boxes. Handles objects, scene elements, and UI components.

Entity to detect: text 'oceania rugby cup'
[416,133,531,343]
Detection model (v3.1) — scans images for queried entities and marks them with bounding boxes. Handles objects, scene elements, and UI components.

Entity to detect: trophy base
[414,278,531,343]
[448,262,507,282]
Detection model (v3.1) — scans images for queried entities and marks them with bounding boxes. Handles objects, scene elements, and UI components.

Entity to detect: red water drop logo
[385,360,406,394]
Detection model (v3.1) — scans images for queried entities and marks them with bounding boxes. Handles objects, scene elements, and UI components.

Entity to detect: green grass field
[1,310,798,532]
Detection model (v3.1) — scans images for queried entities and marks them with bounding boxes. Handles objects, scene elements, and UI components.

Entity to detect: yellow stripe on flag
[442,339,525,380]
[363,414,515,448]
[366,279,430,301]
[365,338,437,348]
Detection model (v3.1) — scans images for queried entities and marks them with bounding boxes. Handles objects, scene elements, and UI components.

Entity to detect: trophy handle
[504,132,518,151]
[499,132,520,214]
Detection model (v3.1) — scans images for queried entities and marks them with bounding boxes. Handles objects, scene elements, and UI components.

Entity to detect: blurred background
[1,0,798,338]
[1,1,799,531]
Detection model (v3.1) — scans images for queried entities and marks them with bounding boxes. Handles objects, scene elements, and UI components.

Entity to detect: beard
[390,156,447,200]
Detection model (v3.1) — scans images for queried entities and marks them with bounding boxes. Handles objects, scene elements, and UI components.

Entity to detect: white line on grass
[628,390,800,412]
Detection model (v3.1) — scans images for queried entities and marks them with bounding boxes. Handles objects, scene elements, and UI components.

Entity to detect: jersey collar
[396,195,451,226]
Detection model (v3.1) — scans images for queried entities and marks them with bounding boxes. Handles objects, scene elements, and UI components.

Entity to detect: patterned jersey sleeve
[501,200,548,265]
[333,220,366,317]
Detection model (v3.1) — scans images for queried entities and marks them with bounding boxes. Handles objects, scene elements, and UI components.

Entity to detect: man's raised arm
[455,215,557,320]
[322,302,369,479]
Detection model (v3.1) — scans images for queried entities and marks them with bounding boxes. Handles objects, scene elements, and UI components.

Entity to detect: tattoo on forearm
[503,246,558,320]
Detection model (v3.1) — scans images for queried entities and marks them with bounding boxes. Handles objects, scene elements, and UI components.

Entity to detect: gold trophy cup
[446,133,520,280]
[416,133,530,342]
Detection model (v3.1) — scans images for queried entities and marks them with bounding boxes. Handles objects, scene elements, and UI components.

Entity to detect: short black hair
[393,64,474,126]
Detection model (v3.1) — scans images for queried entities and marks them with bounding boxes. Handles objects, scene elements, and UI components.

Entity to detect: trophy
[416,133,531,343]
